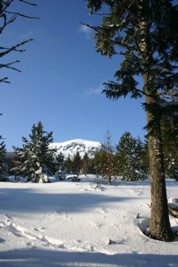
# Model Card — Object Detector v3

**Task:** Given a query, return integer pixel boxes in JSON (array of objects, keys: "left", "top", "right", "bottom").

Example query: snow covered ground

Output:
[{"left": 0, "top": 176, "right": 178, "bottom": 267}]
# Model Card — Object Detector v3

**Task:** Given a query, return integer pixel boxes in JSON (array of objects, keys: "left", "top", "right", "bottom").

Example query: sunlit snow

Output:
[{"left": 0, "top": 176, "right": 177, "bottom": 267}]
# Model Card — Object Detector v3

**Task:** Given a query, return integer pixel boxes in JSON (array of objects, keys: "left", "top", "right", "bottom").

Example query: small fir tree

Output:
[
  {"left": 116, "top": 132, "right": 147, "bottom": 181},
  {"left": 72, "top": 152, "right": 82, "bottom": 176},
  {"left": 0, "top": 136, "right": 8, "bottom": 181},
  {"left": 82, "top": 152, "right": 90, "bottom": 175},
  {"left": 102, "top": 130, "right": 117, "bottom": 184},
  {"left": 12, "top": 122, "right": 56, "bottom": 182},
  {"left": 65, "top": 156, "right": 73, "bottom": 174},
  {"left": 92, "top": 150, "right": 117, "bottom": 183},
  {"left": 55, "top": 152, "right": 65, "bottom": 173}
]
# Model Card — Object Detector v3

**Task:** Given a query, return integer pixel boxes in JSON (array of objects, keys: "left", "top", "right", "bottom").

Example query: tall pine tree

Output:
[{"left": 85, "top": 0, "right": 178, "bottom": 241}]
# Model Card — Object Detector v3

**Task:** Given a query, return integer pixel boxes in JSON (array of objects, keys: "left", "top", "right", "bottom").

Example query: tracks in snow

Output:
[
  {"left": 0, "top": 214, "right": 69, "bottom": 250},
  {"left": 0, "top": 214, "right": 113, "bottom": 253}
]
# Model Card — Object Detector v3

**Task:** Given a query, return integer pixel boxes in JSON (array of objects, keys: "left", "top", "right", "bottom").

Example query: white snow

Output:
[{"left": 0, "top": 176, "right": 178, "bottom": 267}]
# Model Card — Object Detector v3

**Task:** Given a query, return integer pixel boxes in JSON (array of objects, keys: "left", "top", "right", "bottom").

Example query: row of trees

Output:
[
  {"left": 65, "top": 129, "right": 178, "bottom": 182},
  {"left": 0, "top": 122, "right": 177, "bottom": 183},
  {"left": 63, "top": 131, "right": 147, "bottom": 183}
]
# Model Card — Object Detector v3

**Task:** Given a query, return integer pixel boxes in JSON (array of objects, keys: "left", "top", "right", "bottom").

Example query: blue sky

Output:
[{"left": 1, "top": 0, "right": 147, "bottom": 151}]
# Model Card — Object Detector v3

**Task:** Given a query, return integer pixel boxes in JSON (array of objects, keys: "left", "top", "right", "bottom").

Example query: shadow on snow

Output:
[
  {"left": 0, "top": 187, "right": 136, "bottom": 214},
  {"left": 0, "top": 248, "right": 178, "bottom": 267}
]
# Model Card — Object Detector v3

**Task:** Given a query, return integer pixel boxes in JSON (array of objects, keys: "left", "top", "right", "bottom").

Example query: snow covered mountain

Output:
[{"left": 49, "top": 139, "right": 102, "bottom": 159}]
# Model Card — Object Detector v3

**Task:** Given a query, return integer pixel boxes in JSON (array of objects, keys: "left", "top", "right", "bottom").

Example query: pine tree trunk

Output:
[
  {"left": 139, "top": 1, "right": 174, "bottom": 240},
  {"left": 145, "top": 80, "right": 174, "bottom": 241},
  {"left": 148, "top": 130, "right": 173, "bottom": 241}
]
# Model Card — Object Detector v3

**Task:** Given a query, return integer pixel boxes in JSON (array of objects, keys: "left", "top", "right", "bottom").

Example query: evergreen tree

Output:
[
  {"left": 86, "top": 155, "right": 97, "bottom": 175},
  {"left": 85, "top": 0, "right": 177, "bottom": 241},
  {"left": 92, "top": 150, "right": 117, "bottom": 182},
  {"left": 65, "top": 156, "right": 73, "bottom": 174},
  {"left": 55, "top": 152, "right": 65, "bottom": 173},
  {"left": 160, "top": 76, "right": 178, "bottom": 180},
  {"left": 116, "top": 132, "right": 147, "bottom": 181},
  {"left": 12, "top": 122, "right": 56, "bottom": 182},
  {"left": 10, "top": 147, "right": 24, "bottom": 180},
  {"left": 101, "top": 130, "right": 117, "bottom": 184},
  {"left": 0, "top": 136, "right": 8, "bottom": 181},
  {"left": 92, "top": 151, "right": 106, "bottom": 177},
  {"left": 82, "top": 152, "right": 90, "bottom": 175},
  {"left": 162, "top": 123, "right": 178, "bottom": 180},
  {"left": 140, "top": 140, "right": 150, "bottom": 176},
  {"left": 72, "top": 152, "right": 82, "bottom": 176}
]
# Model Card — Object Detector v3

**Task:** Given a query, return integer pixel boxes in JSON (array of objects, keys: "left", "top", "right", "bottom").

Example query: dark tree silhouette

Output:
[{"left": 84, "top": 0, "right": 178, "bottom": 241}]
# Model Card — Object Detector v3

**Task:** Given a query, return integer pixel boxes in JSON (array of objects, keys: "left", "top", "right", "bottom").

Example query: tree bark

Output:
[
  {"left": 148, "top": 131, "right": 173, "bottom": 241},
  {"left": 145, "top": 76, "right": 174, "bottom": 241}
]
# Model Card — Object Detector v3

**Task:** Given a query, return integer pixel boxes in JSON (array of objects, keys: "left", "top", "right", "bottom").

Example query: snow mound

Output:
[{"left": 168, "top": 198, "right": 178, "bottom": 205}]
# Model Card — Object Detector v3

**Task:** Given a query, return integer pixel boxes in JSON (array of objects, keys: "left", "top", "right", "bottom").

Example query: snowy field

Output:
[{"left": 0, "top": 176, "right": 178, "bottom": 267}]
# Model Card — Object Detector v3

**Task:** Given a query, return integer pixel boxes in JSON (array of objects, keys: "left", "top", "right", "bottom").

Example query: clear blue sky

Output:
[{"left": 1, "top": 0, "right": 147, "bottom": 151}]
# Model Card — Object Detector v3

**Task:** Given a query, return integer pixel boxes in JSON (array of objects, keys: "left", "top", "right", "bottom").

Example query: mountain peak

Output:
[{"left": 49, "top": 139, "right": 102, "bottom": 159}]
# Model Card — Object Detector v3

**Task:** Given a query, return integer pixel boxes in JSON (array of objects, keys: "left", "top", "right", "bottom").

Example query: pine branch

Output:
[
  {"left": 103, "top": 80, "right": 144, "bottom": 100},
  {"left": 92, "top": 12, "right": 111, "bottom": 16},
  {"left": 120, "top": 0, "right": 140, "bottom": 23},
  {"left": 157, "top": 90, "right": 178, "bottom": 98},
  {"left": 81, "top": 23, "right": 138, "bottom": 52}
]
